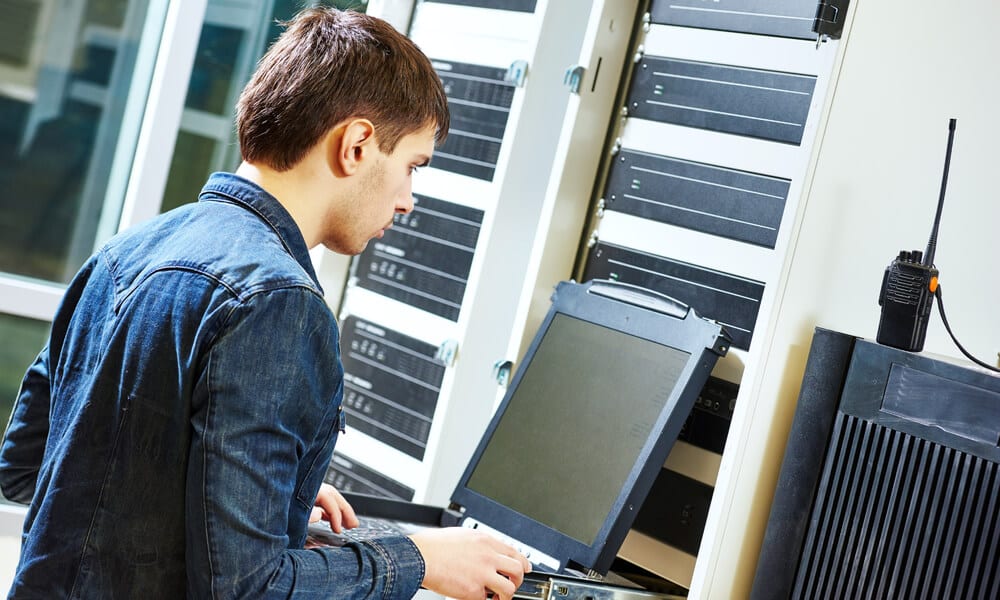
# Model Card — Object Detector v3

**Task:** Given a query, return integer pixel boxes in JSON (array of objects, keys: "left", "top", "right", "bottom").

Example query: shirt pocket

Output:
[{"left": 293, "top": 406, "right": 345, "bottom": 509}]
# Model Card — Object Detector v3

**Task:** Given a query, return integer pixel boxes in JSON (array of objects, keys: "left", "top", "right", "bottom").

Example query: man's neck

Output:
[{"left": 235, "top": 161, "right": 330, "bottom": 249}]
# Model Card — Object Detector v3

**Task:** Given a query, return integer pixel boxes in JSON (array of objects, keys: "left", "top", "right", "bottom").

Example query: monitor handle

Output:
[{"left": 585, "top": 279, "right": 688, "bottom": 319}]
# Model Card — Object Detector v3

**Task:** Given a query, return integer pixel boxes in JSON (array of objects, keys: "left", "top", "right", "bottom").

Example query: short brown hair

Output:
[{"left": 236, "top": 8, "right": 449, "bottom": 171}]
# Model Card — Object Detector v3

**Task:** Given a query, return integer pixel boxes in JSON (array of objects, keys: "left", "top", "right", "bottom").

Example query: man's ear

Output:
[{"left": 329, "top": 118, "right": 376, "bottom": 177}]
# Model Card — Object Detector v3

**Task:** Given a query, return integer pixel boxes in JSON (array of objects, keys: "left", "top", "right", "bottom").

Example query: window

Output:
[
  {"left": 0, "top": 0, "right": 369, "bottom": 429},
  {"left": 161, "top": 0, "right": 367, "bottom": 212},
  {"left": 0, "top": 0, "right": 166, "bottom": 284},
  {"left": 0, "top": 314, "right": 48, "bottom": 424},
  {"left": 0, "top": 0, "right": 172, "bottom": 433}
]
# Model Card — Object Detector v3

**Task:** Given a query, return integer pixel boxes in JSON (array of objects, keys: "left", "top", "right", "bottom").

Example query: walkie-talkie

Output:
[{"left": 876, "top": 118, "right": 957, "bottom": 352}]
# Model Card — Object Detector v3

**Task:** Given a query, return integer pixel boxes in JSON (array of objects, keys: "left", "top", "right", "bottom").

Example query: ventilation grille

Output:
[{"left": 793, "top": 413, "right": 1000, "bottom": 599}]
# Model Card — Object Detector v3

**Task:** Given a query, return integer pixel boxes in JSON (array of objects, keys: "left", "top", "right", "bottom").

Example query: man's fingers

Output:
[
  {"left": 495, "top": 554, "right": 527, "bottom": 588},
  {"left": 485, "top": 571, "right": 517, "bottom": 600},
  {"left": 409, "top": 527, "right": 533, "bottom": 600},
  {"left": 328, "top": 509, "right": 343, "bottom": 533},
  {"left": 488, "top": 538, "right": 531, "bottom": 576},
  {"left": 313, "top": 484, "right": 359, "bottom": 532},
  {"left": 338, "top": 494, "right": 359, "bottom": 529}
]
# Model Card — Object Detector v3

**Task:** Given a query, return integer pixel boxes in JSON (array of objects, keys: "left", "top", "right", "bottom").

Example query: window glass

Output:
[
  {"left": 185, "top": 24, "right": 244, "bottom": 115},
  {"left": 0, "top": 0, "right": 371, "bottom": 429},
  {"left": 0, "top": 314, "right": 49, "bottom": 426},
  {"left": 160, "top": 0, "right": 368, "bottom": 212},
  {"left": 0, "top": 0, "right": 158, "bottom": 284}
]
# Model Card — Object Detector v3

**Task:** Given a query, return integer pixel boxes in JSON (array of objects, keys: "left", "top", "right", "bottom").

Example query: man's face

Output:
[{"left": 326, "top": 124, "right": 436, "bottom": 255}]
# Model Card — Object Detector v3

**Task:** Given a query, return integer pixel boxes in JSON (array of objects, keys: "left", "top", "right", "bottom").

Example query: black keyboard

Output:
[{"left": 307, "top": 516, "right": 409, "bottom": 547}]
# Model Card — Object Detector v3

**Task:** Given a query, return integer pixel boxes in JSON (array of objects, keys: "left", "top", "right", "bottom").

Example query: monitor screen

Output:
[{"left": 464, "top": 312, "right": 690, "bottom": 544}]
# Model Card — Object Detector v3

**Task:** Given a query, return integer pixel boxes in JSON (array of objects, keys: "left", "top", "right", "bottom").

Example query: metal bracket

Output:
[
  {"left": 632, "top": 43, "right": 645, "bottom": 64},
  {"left": 435, "top": 339, "right": 459, "bottom": 367},
  {"left": 492, "top": 359, "right": 513, "bottom": 387},
  {"left": 505, "top": 59, "right": 529, "bottom": 87},
  {"left": 813, "top": 0, "right": 849, "bottom": 42},
  {"left": 563, "top": 64, "right": 585, "bottom": 94}
]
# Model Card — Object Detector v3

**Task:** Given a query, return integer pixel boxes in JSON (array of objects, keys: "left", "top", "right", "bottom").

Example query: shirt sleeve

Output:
[
  {"left": 185, "top": 287, "right": 424, "bottom": 599},
  {"left": 1, "top": 255, "right": 97, "bottom": 505},
  {"left": 0, "top": 346, "right": 52, "bottom": 504}
]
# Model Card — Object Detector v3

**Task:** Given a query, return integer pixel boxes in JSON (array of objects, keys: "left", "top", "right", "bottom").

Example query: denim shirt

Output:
[{"left": 0, "top": 173, "right": 425, "bottom": 599}]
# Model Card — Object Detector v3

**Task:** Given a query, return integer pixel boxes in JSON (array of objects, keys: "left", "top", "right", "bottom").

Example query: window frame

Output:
[{"left": 0, "top": 0, "right": 206, "bottom": 322}]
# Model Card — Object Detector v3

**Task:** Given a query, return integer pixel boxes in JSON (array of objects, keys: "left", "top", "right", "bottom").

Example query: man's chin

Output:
[{"left": 322, "top": 239, "right": 370, "bottom": 256}]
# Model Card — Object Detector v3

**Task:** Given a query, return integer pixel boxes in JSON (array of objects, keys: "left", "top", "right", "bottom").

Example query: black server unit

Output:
[{"left": 752, "top": 328, "right": 1000, "bottom": 600}]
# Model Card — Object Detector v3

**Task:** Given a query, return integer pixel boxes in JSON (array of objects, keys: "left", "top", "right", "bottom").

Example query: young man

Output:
[{"left": 0, "top": 8, "right": 529, "bottom": 599}]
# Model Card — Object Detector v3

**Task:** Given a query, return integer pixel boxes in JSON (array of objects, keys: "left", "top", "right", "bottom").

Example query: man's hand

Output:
[
  {"left": 310, "top": 483, "right": 359, "bottom": 533},
  {"left": 408, "top": 527, "right": 532, "bottom": 600}
]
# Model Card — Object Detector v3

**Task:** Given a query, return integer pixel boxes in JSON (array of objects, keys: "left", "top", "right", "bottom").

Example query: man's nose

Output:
[{"left": 396, "top": 192, "right": 414, "bottom": 214}]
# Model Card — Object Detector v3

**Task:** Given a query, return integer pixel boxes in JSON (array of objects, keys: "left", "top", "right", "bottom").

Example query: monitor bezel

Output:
[{"left": 449, "top": 279, "right": 728, "bottom": 574}]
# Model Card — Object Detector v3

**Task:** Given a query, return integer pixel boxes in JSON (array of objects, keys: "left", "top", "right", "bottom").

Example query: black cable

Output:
[{"left": 934, "top": 284, "right": 1000, "bottom": 373}]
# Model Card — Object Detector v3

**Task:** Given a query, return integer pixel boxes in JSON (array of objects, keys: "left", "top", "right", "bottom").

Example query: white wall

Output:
[{"left": 700, "top": 1, "right": 1000, "bottom": 597}]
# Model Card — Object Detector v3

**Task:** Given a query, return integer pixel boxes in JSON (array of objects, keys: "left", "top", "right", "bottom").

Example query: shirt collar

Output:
[{"left": 197, "top": 172, "right": 323, "bottom": 293}]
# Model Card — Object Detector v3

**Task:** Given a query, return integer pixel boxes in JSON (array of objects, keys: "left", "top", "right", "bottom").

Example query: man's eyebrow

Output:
[{"left": 415, "top": 155, "right": 431, "bottom": 167}]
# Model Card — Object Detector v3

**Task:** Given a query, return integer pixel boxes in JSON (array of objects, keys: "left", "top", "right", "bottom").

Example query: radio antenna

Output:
[{"left": 924, "top": 118, "right": 957, "bottom": 267}]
